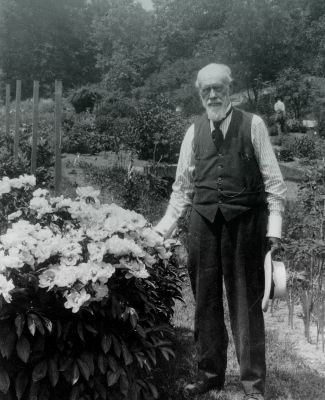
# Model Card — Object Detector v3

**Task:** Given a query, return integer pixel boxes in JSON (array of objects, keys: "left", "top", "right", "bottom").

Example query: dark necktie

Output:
[{"left": 211, "top": 107, "right": 233, "bottom": 150}]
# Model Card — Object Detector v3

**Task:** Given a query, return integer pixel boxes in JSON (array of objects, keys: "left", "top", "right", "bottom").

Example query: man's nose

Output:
[{"left": 209, "top": 88, "right": 218, "bottom": 97}]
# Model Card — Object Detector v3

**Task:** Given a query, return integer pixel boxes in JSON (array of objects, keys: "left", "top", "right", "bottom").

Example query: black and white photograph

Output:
[{"left": 0, "top": 1, "right": 325, "bottom": 399}]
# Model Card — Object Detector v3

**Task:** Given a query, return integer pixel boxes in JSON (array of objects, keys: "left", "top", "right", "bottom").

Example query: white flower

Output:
[
  {"left": 143, "top": 253, "right": 156, "bottom": 267},
  {"left": 120, "top": 258, "right": 149, "bottom": 279},
  {"left": 64, "top": 288, "right": 91, "bottom": 313},
  {"left": 0, "top": 177, "right": 11, "bottom": 196},
  {"left": 18, "top": 174, "right": 36, "bottom": 187},
  {"left": 105, "top": 235, "right": 144, "bottom": 258},
  {"left": 0, "top": 274, "right": 15, "bottom": 302},
  {"left": 87, "top": 242, "right": 106, "bottom": 262},
  {"left": 52, "top": 265, "right": 80, "bottom": 287},
  {"left": 29, "top": 197, "right": 52, "bottom": 217},
  {"left": 8, "top": 210, "right": 22, "bottom": 221},
  {"left": 76, "top": 186, "right": 100, "bottom": 200},
  {"left": 9, "top": 178, "right": 23, "bottom": 189},
  {"left": 1, "top": 254, "right": 24, "bottom": 270},
  {"left": 60, "top": 242, "right": 82, "bottom": 266},
  {"left": 140, "top": 228, "right": 164, "bottom": 247},
  {"left": 77, "top": 262, "right": 115, "bottom": 284},
  {"left": 92, "top": 282, "right": 109, "bottom": 301},
  {"left": 38, "top": 268, "right": 57, "bottom": 290},
  {"left": 156, "top": 246, "right": 172, "bottom": 260},
  {"left": 33, "top": 188, "right": 49, "bottom": 197}
]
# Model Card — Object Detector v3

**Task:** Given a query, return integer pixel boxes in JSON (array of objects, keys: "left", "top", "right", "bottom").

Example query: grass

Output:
[
  {"left": 154, "top": 276, "right": 325, "bottom": 400},
  {"left": 60, "top": 159, "right": 325, "bottom": 400}
]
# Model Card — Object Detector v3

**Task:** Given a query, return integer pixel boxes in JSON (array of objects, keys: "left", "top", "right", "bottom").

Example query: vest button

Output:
[
  {"left": 218, "top": 165, "right": 223, "bottom": 169},
  {"left": 218, "top": 200, "right": 222, "bottom": 204}
]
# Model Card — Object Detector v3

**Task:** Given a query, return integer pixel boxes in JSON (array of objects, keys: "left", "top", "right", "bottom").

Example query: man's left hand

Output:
[{"left": 267, "top": 236, "right": 283, "bottom": 259}]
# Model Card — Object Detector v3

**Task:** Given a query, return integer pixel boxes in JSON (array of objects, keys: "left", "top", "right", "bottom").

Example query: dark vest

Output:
[{"left": 192, "top": 107, "right": 266, "bottom": 222}]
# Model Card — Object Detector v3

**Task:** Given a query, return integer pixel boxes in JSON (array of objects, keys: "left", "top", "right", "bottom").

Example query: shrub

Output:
[
  {"left": 62, "top": 112, "right": 103, "bottom": 154},
  {"left": 127, "top": 98, "right": 185, "bottom": 163},
  {"left": 276, "top": 148, "right": 294, "bottom": 162},
  {"left": 286, "top": 118, "right": 307, "bottom": 133},
  {"left": 281, "top": 134, "right": 318, "bottom": 160},
  {"left": 69, "top": 86, "right": 102, "bottom": 114},
  {"left": 0, "top": 176, "right": 182, "bottom": 400}
]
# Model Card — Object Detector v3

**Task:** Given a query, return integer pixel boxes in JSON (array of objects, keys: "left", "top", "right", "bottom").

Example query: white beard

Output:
[{"left": 206, "top": 106, "right": 227, "bottom": 122}]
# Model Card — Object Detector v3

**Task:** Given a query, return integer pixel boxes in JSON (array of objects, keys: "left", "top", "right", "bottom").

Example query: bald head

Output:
[{"left": 195, "top": 63, "right": 232, "bottom": 89}]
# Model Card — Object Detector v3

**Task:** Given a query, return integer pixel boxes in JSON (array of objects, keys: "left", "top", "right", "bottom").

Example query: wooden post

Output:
[
  {"left": 5, "top": 84, "right": 10, "bottom": 137},
  {"left": 31, "top": 81, "right": 39, "bottom": 175},
  {"left": 14, "top": 80, "right": 21, "bottom": 161},
  {"left": 54, "top": 80, "right": 62, "bottom": 195}
]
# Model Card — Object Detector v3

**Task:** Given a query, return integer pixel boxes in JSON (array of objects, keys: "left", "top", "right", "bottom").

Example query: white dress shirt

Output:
[{"left": 155, "top": 108, "right": 287, "bottom": 238}]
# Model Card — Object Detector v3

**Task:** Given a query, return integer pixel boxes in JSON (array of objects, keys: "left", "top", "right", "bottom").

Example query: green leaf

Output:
[
  {"left": 121, "top": 344, "right": 133, "bottom": 366},
  {"left": 97, "top": 353, "right": 107, "bottom": 375},
  {"left": 101, "top": 335, "right": 111, "bottom": 354},
  {"left": 119, "top": 371, "right": 129, "bottom": 397},
  {"left": 107, "top": 356, "right": 118, "bottom": 372},
  {"left": 77, "top": 359, "right": 90, "bottom": 381},
  {"left": 29, "top": 382, "right": 39, "bottom": 400},
  {"left": 84, "top": 324, "right": 97, "bottom": 335},
  {"left": 147, "top": 382, "right": 158, "bottom": 399},
  {"left": 2, "top": 331, "right": 16, "bottom": 359},
  {"left": 27, "top": 315, "right": 36, "bottom": 336},
  {"left": 106, "top": 370, "right": 120, "bottom": 387},
  {"left": 112, "top": 336, "right": 121, "bottom": 358},
  {"left": 32, "top": 360, "right": 47, "bottom": 382},
  {"left": 15, "top": 315, "right": 25, "bottom": 338},
  {"left": 48, "top": 359, "right": 59, "bottom": 387},
  {"left": 0, "top": 366, "right": 10, "bottom": 394},
  {"left": 16, "top": 336, "right": 30, "bottom": 363},
  {"left": 71, "top": 363, "right": 79, "bottom": 385},
  {"left": 15, "top": 371, "right": 29, "bottom": 400},
  {"left": 69, "top": 385, "right": 79, "bottom": 400},
  {"left": 41, "top": 317, "right": 52, "bottom": 333},
  {"left": 77, "top": 323, "right": 84, "bottom": 342},
  {"left": 31, "top": 314, "right": 45, "bottom": 335},
  {"left": 160, "top": 347, "right": 175, "bottom": 361}
]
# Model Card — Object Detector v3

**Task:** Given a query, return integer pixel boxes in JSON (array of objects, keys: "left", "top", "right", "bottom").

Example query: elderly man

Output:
[{"left": 155, "top": 64, "right": 286, "bottom": 400}]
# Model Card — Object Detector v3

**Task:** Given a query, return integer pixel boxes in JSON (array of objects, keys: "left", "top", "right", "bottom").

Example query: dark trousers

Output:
[{"left": 187, "top": 206, "right": 267, "bottom": 395}]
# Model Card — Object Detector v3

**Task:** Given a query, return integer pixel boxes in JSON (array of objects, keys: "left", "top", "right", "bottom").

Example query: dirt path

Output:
[{"left": 264, "top": 301, "right": 325, "bottom": 376}]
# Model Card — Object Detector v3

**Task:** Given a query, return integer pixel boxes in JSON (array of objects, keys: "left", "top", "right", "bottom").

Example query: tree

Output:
[
  {"left": 275, "top": 67, "right": 313, "bottom": 119},
  {"left": 92, "top": 0, "right": 159, "bottom": 94},
  {"left": 0, "top": 0, "right": 99, "bottom": 97},
  {"left": 210, "top": 0, "right": 308, "bottom": 108}
]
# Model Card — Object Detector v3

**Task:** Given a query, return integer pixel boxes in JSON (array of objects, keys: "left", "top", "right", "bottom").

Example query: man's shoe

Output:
[{"left": 183, "top": 375, "right": 224, "bottom": 397}]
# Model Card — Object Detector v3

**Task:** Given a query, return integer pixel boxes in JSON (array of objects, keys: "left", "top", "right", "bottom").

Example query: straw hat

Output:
[{"left": 262, "top": 250, "right": 287, "bottom": 312}]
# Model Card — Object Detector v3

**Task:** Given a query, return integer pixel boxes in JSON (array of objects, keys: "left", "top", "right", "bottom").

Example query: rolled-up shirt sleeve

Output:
[
  {"left": 251, "top": 115, "right": 287, "bottom": 238},
  {"left": 154, "top": 124, "right": 195, "bottom": 237}
]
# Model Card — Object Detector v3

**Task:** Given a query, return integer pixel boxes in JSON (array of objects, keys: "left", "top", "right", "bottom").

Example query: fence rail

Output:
[{"left": 2, "top": 79, "right": 63, "bottom": 194}]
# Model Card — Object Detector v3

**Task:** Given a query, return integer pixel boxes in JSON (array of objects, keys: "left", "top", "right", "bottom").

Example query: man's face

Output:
[{"left": 199, "top": 75, "right": 230, "bottom": 121}]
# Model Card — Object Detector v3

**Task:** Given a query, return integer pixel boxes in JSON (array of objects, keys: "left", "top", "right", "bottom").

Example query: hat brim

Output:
[{"left": 262, "top": 251, "right": 286, "bottom": 312}]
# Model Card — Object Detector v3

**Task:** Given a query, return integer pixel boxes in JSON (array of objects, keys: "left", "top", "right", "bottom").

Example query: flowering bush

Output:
[{"left": 0, "top": 176, "right": 182, "bottom": 400}]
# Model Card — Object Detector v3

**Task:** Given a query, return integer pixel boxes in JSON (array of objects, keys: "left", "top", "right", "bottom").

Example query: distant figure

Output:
[{"left": 274, "top": 97, "right": 286, "bottom": 135}]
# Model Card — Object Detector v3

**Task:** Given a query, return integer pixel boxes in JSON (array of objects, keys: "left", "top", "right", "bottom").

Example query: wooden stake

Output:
[
  {"left": 14, "top": 80, "right": 21, "bottom": 161},
  {"left": 5, "top": 84, "right": 10, "bottom": 137},
  {"left": 54, "top": 80, "right": 62, "bottom": 195},
  {"left": 31, "top": 81, "right": 39, "bottom": 175}
]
